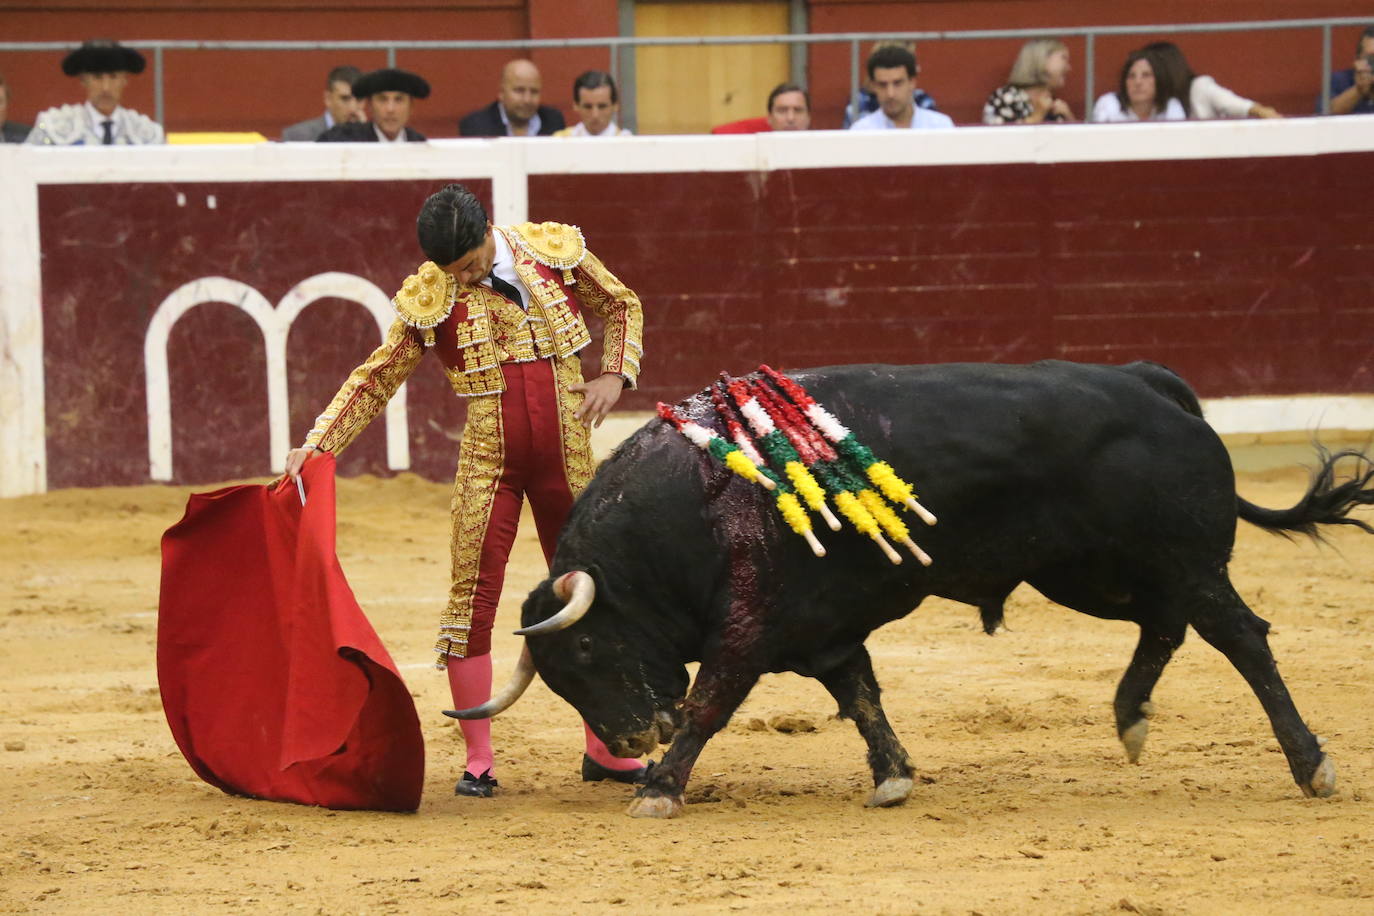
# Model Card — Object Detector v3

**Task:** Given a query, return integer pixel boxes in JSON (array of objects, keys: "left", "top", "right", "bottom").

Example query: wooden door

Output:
[{"left": 634, "top": 2, "right": 790, "bottom": 134}]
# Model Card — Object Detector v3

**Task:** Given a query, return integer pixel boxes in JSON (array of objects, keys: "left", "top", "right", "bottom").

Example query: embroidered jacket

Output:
[
  {"left": 25, "top": 103, "right": 164, "bottom": 145},
  {"left": 305, "top": 222, "right": 643, "bottom": 455}
]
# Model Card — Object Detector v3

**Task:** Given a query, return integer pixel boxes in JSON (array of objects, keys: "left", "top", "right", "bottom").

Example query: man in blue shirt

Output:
[
  {"left": 849, "top": 45, "right": 954, "bottom": 130},
  {"left": 1322, "top": 26, "right": 1374, "bottom": 115}
]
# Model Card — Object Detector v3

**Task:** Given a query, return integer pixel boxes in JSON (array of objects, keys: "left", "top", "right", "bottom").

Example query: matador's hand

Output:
[
  {"left": 569, "top": 373, "right": 625, "bottom": 428},
  {"left": 277, "top": 445, "right": 322, "bottom": 488}
]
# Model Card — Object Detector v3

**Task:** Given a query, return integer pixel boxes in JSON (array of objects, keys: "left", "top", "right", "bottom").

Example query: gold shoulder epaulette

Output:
[
  {"left": 511, "top": 221, "right": 587, "bottom": 283},
  {"left": 393, "top": 261, "right": 456, "bottom": 347}
]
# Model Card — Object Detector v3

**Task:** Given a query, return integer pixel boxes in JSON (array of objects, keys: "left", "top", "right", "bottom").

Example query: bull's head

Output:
[{"left": 444, "top": 570, "right": 688, "bottom": 756}]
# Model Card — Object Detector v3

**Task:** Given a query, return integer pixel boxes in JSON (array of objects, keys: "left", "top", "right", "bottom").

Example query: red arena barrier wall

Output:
[
  {"left": 530, "top": 153, "right": 1374, "bottom": 409},
  {"left": 3, "top": 124, "right": 1372, "bottom": 495}
]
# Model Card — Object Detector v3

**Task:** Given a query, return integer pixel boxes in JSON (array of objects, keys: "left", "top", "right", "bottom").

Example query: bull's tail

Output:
[{"left": 1239, "top": 447, "right": 1374, "bottom": 541}]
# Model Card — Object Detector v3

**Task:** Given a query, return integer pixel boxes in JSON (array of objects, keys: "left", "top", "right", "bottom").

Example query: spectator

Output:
[
  {"left": 1322, "top": 26, "right": 1374, "bottom": 115},
  {"left": 553, "top": 70, "right": 631, "bottom": 137},
  {"left": 459, "top": 59, "right": 566, "bottom": 137},
  {"left": 1090, "top": 48, "right": 1185, "bottom": 122},
  {"left": 282, "top": 65, "right": 364, "bottom": 141},
  {"left": 1, "top": 73, "right": 32, "bottom": 143},
  {"left": 849, "top": 44, "right": 954, "bottom": 131},
  {"left": 1145, "top": 42, "right": 1280, "bottom": 119},
  {"left": 25, "top": 39, "right": 163, "bottom": 145},
  {"left": 844, "top": 40, "right": 940, "bottom": 127},
  {"left": 983, "top": 39, "right": 1075, "bottom": 125},
  {"left": 766, "top": 82, "right": 811, "bottom": 131},
  {"left": 317, "top": 69, "right": 430, "bottom": 142}
]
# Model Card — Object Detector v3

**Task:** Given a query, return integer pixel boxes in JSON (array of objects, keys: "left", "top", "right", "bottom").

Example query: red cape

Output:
[{"left": 157, "top": 456, "right": 425, "bottom": 811}]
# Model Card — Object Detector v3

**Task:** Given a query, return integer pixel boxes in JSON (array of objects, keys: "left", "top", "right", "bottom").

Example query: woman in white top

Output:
[
  {"left": 1144, "top": 41, "right": 1281, "bottom": 120},
  {"left": 1091, "top": 49, "right": 1185, "bottom": 122}
]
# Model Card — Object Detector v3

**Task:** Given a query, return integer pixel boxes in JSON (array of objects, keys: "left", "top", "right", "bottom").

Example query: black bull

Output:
[{"left": 451, "top": 361, "right": 1374, "bottom": 818}]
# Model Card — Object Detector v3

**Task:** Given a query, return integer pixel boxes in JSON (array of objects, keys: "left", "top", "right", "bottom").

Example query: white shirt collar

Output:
[
  {"left": 373, "top": 123, "right": 407, "bottom": 143},
  {"left": 84, "top": 101, "right": 124, "bottom": 137},
  {"left": 498, "top": 102, "right": 541, "bottom": 137},
  {"left": 485, "top": 228, "right": 528, "bottom": 306}
]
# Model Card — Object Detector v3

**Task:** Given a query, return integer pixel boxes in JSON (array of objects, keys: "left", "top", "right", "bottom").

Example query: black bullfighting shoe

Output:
[
  {"left": 454, "top": 769, "right": 498, "bottom": 797},
  {"left": 581, "top": 754, "right": 652, "bottom": 785}
]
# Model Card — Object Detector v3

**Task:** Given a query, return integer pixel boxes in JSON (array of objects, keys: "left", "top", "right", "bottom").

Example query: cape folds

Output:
[{"left": 157, "top": 455, "right": 424, "bottom": 811}]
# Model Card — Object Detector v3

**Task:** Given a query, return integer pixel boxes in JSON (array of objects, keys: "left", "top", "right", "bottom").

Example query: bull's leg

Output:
[
  {"left": 817, "top": 647, "right": 915, "bottom": 808},
  {"left": 1114, "top": 617, "right": 1186, "bottom": 763},
  {"left": 626, "top": 660, "right": 761, "bottom": 819},
  {"left": 1188, "top": 588, "right": 1335, "bottom": 798}
]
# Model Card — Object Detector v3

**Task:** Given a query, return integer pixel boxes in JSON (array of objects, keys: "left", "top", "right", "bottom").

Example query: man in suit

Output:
[
  {"left": 281, "top": 65, "right": 362, "bottom": 141},
  {"left": 1, "top": 74, "right": 32, "bottom": 143},
  {"left": 317, "top": 68, "right": 429, "bottom": 142},
  {"left": 25, "top": 39, "right": 163, "bottom": 145},
  {"left": 458, "top": 59, "right": 565, "bottom": 137}
]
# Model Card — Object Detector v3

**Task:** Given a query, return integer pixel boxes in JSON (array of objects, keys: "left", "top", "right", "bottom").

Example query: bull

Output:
[{"left": 449, "top": 361, "right": 1374, "bottom": 818}]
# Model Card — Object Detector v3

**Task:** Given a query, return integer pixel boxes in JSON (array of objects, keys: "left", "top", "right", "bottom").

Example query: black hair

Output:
[
  {"left": 416, "top": 184, "right": 488, "bottom": 266},
  {"left": 1115, "top": 48, "right": 1168, "bottom": 116},
  {"left": 866, "top": 45, "right": 917, "bottom": 80},
  {"left": 1141, "top": 41, "right": 1195, "bottom": 116},
  {"left": 767, "top": 81, "right": 810, "bottom": 112},
  {"left": 1358, "top": 25, "right": 1374, "bottom": 57},
  {"left": 572, "top": 69, "right": 618, "bottom": 105},
  {"left": 327, "top": 65, "right": 363, "bottom": 89}
]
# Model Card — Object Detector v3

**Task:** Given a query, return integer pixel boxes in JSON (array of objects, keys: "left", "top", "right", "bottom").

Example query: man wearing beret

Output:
[
  {"left": 283, "top": 184, "right": 648, "bottom": 797},
  {"left": 317, "top": 68, "right": 429, "bottom": 142},
  {"left": 26, "top": 39, "right": 163, "bottom": 146}
]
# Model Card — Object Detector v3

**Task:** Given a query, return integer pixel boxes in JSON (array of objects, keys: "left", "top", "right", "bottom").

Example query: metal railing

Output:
[{"left": 3, "top": 16, "right": 1368, "bottom": 130}]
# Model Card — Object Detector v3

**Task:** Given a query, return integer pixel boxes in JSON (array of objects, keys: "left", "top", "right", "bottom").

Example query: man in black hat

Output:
[
  {"left": 317, "top": 68, "right": 430, "bottom": 142},
  {"left": 26, "top": 39, "right": 163, "bottom": 146}
]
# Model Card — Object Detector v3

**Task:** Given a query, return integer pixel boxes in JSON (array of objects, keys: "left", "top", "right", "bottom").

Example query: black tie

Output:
[
  {"left": 488, "top": 273, "right": 524, "bottom": 309},
  {"left": 101, "top": 119, "right": 114, "bottom": 145}
]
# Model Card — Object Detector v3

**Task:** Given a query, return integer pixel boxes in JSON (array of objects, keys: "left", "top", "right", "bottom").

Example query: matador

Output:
[{"left": 284, "top": 184, "right": 646, "bottom": 797}]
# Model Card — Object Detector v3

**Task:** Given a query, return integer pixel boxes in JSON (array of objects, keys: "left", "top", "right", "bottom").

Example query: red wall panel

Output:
[
  {"left": 531, "top": 150, "right": 1373, "bottom": 413},
  {"left": 37, "top": 178, "right": 493, "bottom": 488}
]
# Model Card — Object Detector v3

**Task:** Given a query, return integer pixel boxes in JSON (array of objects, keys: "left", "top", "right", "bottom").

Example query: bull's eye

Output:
[{"left": 577, "top": 634, "right": 593, "bottom": 663}]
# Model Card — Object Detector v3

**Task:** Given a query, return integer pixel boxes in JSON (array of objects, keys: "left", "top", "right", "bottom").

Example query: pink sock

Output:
[
  {"left": 447, "top": 654, "right": 495, "bottom": 776},
  {"left": 583, "top": 721, "right": 644, "bottom": 771}
]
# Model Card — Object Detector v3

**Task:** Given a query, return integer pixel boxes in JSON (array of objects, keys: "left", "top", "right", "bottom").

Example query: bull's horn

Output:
[
  {"left": 443, "top": 645, "right": 535, "bottom": 720},
  {"left": 514, "top": 570, "right": 594, "bottom": 637}
]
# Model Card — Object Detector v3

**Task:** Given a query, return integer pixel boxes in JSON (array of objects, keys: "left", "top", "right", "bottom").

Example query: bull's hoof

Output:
[
  {"left": 1301, "top": 754, "right": 1336, "bottom": 798},
  {"left": 626, "top": 793, "right": 683, "bottom": 818},
  {"left": 865, "top": 777, "right": 913, "bottom": 808},
  {"left": 1121, "top": 719, "right": 1149, "bottom": 764},
  {"left": 1120, "top": 701, "right": 1154, "bottom": 764}
]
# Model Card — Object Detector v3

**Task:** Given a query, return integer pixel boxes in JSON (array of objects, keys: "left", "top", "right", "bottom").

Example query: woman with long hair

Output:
[
  {"left": 983, "top": 38, "right": 1076, "bottom": 125},
  {"left": 1091, "top": 48, "right": 1186, "bottom": 122},
  {"left": 1144, "top": 41, "right": 1281, "bottom": 119}
]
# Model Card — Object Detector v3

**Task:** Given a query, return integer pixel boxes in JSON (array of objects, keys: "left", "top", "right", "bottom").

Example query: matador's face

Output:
[{"left": 442, "top": 225, "right": 497, "bottom": 286}]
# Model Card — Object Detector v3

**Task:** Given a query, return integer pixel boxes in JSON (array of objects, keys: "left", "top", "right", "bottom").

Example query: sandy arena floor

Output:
[{"left": 2, "top": 459, "right": 1373, "bottom": 915}]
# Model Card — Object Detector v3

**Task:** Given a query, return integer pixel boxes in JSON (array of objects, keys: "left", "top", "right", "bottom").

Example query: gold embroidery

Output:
[
  {"left": 509, "top": 221, "right": 587, "bottom": 282},
  {"left": 306, "top": 317, "right": 424, "bottom": 454},
  {"left": 553, "top": 355, "right": 596, "bottom": 496},
  {"left": 434, "top": 394, "right": 504, "bottom": 665},
  {"left": 393, "top": 261, "right": 457, "bottom": 347},
  {"left": 573, "top": 249, "right": 645, "bottom": 388}
]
